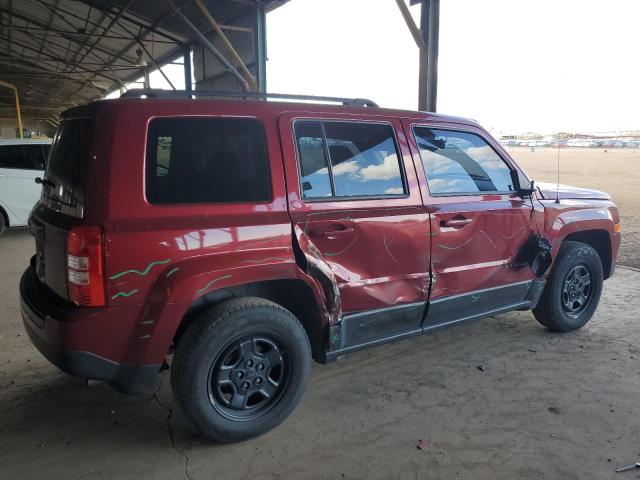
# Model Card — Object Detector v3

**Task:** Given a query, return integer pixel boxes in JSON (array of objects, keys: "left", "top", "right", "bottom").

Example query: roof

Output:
[
  {"left": 0, "top": 0, "right": 288, "bottom": 120},
  {"left": 64, "top": 94, "right": 478, "bottom": 127}
]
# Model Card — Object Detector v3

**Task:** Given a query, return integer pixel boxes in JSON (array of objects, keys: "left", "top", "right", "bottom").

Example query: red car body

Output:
[{"left": 21, "top": 97, "right": 621, "bottom": 395}]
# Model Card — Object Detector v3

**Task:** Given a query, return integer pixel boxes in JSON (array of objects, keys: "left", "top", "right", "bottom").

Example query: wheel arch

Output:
[
  {"left": 0, "top": 204, "right": 9, "bottom": 228},
  {"left": 562, "top": 229, "right": 612, "bottom": 279},
  {"left": 173, "top": 278, "right": 329, "bottom": 363}
]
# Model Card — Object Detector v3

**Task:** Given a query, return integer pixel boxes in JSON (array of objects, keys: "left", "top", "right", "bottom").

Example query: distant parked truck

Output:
[{"left": 0, "top": 138, "right": 51, "bottom": 236}]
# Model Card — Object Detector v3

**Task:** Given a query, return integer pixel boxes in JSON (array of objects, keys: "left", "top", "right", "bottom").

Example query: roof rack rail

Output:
[{"left": 120, "top": 89, "right": 379, "bottom": 107}]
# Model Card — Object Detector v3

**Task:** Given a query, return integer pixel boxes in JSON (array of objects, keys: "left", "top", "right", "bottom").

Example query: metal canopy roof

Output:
[{"left": 0, "top": 0, "right": 287, "bottom": 120}]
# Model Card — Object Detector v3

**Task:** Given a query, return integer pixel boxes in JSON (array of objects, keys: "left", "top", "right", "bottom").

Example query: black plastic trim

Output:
[
  {"left": 325, "top": 280, "right": 545, "bottom": 362},
  {"left": 20, "top": 267, "right": 160, "bottom": 396}
]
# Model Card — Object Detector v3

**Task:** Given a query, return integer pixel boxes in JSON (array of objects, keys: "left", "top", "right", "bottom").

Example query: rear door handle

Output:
[
  {"left": 440, "top": 218, "right": 471, "bottom": 228},
  {"left": 323, "top": 226, "right": 354, "bottom": 237}
]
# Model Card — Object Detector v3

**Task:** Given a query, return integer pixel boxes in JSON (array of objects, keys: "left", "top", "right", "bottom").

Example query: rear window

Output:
[
  {"left": 0, "top": 144, "right": 48, "bottom": 170},
  {"left": 145, "top": 117, "right": 271, "bottom": 204},
  {"left": 43, "top": 118, "right": 92, "bottom": 209}
]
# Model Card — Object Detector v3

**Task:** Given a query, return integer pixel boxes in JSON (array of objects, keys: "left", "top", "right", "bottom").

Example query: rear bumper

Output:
[{"left": 20, "top": 266, "right": 160, "bottom": 395}]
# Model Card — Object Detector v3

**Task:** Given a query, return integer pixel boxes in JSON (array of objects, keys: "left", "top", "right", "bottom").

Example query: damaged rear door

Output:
[
  {"left": 406, "top": 122, "right": 540, "bottom": 327},
  {"left": 279, "top": 112, "right": 431, "bottom": 346}
]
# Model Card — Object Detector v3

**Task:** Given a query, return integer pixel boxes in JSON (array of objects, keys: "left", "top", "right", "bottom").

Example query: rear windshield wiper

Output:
[{"left": 35, "top": 177, "right": 56, "bottom": 188}]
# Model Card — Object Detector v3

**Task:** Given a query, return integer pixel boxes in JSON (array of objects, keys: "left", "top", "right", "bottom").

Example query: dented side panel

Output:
[
  {"left": 279, "top": 112, "right": 431, "bottom": 319},
  {"left": 402, "top": 119, "right": 541, "bottom": 303}
]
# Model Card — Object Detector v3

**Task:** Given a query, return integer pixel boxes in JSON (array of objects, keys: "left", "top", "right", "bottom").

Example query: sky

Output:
[
  {"left": 266, "top": 0, "right": 640, "bottom": 135},
  {"left": 118, "top": 0, "right": 639, "bottom": 135}
]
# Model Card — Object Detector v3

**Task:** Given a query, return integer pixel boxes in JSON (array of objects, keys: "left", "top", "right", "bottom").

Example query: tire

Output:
[
  {"left": 171, "top": 297, "right": 312, "bottom": 443},
  {"left": 0, "top": 213, "right": 6, "bottom": 238},
  {"left": 533, "top": 241, "right": 603, "bottom": 332}
]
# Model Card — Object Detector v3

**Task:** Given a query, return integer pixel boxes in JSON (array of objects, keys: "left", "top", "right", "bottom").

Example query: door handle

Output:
[
  {"left": 440, "top": 218, "right": 471, "bottom": 228},
  {"left": 323, "top": 226, "right": 354, "bottom": 237}
]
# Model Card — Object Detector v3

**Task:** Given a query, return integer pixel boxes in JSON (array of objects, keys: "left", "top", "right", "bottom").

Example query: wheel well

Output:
[
  {"left": 0, "top": 205, "right": 8, "bottom": 228},
  {"left": 173, "top": 279, "right": 327, "bottom": 363},
  {"left": 563, "top": 230, "right": 612, "bottom": 279}
]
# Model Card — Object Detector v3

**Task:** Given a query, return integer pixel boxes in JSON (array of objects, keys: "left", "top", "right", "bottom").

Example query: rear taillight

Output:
[{"left": 66, "top": 225, "right": 106, "bottom": 307}]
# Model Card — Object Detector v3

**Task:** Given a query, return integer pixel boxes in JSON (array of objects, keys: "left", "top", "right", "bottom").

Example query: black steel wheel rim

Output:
[
  {"left": 561, "top": 263, "right": 593, "bottom": 317},
  {"left": 208, "top": 333, "right": 290, "bottom": 421}
]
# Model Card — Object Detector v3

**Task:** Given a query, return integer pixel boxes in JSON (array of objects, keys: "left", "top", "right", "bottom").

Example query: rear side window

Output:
[
  {"left": 146, "top": 117, "right": 271, "bottom": 204},
  {"left": 413, "top": 127, "right": 515, "bottom": 195},
  {"left": 0, "top": 144, "right": 47, "bottom": 170},
  {"left": 294, "top": 120, "right": 405, "bottom": 199},
  {"left": 44, "top": 118, "right": 92, "bottom": 209}
]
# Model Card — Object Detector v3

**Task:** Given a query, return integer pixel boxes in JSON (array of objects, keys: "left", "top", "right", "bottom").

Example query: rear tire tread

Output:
[{"left": 171, "top": 297, "right": 311, "bottom": 443}]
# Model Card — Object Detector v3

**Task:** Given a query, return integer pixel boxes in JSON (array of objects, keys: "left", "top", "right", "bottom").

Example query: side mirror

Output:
[
  {"left": 518, "top": 180, "right": 536, "bottom": 197},
  {"left": 35, "top": 177, "right": 43, "bottom": 184}
]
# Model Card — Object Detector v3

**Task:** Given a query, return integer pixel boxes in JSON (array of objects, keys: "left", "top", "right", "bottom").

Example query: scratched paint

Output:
[
  {"left": 383, "top": 234, "right": 399, "bottom": 263},
  {"left": 324, "top": 235, "right": 359, "bottom": 257},
  {"left": 166, "top": 267, "right": 179, "bottom": 278},
  {"left": 111, "top": 289, "right": 139, "bottom": 300},
  {"left": 110, "top": 259, "right": 171, "bottom": 280},
  {"left": 438, "top": 237, "right": 473, "bottom": 251},
  {"left": 197, "top": 274, "right": 232, "bottom": 295},
  {"left": 241, "top": 257, "right": 289, "bottom": 264}
]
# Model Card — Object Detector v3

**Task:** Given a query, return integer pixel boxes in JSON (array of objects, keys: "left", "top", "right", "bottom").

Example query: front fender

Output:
[{"left": 542, "top": 199, "right": 618, "bottom": 270}]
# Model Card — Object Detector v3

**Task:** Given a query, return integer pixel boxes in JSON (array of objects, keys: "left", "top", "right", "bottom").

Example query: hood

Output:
[{"left": 536, "top": 182, "right": 611, "bottom": 201}]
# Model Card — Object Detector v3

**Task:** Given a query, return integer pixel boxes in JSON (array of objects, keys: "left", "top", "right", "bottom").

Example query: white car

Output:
[{"left": 0, "top": 138, "right": 51, "bottom": 236}]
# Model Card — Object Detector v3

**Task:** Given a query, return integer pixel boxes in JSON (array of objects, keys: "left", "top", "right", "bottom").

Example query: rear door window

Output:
[
  {"left": 145, "top": 117, "right": 271, "bottom": 204},
  {"left": 44, "top": 118, "right": 92, "bottom": 209},
  {"left": 294, "top": 120, "right": 405, "bottom": 199},
  {"left": 413, "top": 127, "right": 515, "bottom": 195},
  {"left": 0, "top": 144, "right": 47, "bottom": 170}
]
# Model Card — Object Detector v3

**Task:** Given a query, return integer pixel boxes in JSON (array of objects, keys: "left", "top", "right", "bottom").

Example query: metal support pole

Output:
[
  {"left": 183, "top": 45, "right": 192, "bottom": 92},
  {"left": 255, "top": 0, "right": 267, "bottom": 93},
  {"left": 417, "top": 0, "right": 430, "bottom": 111},
  {"left": 426, "top": 0, "right": 440, "bottom": 112},
  {"left": 143, "top": 68, "right": 150, "bottom": 89},
  {"left": 164, "top": 0, "right": 249, "bottom": 90},
  {"left": 0, "top": 80, "right": 23, "bottom": 138},
  {"left": 417, "top": 0, "right": 439, "bottom": 111}
]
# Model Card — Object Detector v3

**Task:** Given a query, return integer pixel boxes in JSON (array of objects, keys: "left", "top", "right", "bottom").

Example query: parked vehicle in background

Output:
[
  {"left": 0, "top": 138, "right": 51, "bottom": 236},
  {"left": 20, "top": 91, "right": 621, "bottom": 443}
]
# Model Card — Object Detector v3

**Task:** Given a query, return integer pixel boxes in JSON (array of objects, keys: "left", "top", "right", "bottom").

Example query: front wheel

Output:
[
  {"left": 171, "top": 297, "right": 311, "bottom": 443},
  {"left": 533, "top": 241, "right": 604, "bottom": 332}
]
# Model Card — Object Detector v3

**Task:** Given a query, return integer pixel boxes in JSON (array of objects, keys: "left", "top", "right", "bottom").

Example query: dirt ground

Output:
[
  {"left": 509, "top": 147, "right": 640, "bottom": 269},
  {"left": 1, "top": 223, "right": 640, "bottom": 479}
]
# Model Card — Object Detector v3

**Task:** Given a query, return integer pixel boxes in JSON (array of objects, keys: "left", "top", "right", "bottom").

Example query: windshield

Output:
[{"left": 43, "top": 117, "right": 92, "bottom": 213}]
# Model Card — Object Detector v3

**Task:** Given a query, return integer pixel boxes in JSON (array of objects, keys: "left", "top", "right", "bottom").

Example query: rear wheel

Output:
[
  {"left": 533, "top": 241, "right": 603, "bottom": 332},
  {"left": 0, "top": 213, "right": 6, "bottom": 237},
  {"left": 171, "top": 297, "right": 311, "bottom": 443}
]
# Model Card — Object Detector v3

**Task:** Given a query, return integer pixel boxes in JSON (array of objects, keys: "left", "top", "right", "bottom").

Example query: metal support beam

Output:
[
  {"left": 164, "top": 0, "right": 249, "bottom": 90},
  {"left": 417, "top": 0, "right": 440, "bottom": 112},
  {"left": 194, "top": 0, "right": 257, "bottom": 90},
  {"left": 394, "top": 0, "right": 426, "bottom": 49},
  {"left": 184, "top": 45, "right": 193, "bottom": 92},
  {"left": 143, "top": 69, "right": 150, "bottom": 89},
  {"left": 426, "top": 0, "right": 440, "bottom": 112},
  {"left": 0, "top": 80, "right": 23, "bottom": 138},
  {"left": 255, "top": 0, "right": 267, "bottom": 93}
]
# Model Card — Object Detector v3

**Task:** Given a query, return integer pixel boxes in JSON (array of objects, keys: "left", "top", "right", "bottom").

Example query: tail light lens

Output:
[{"left": 66, "top": 225, "right": 105, "bottom": 306}]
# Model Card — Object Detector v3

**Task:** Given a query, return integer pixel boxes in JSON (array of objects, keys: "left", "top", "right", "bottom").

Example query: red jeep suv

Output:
[{"left": 21, "top": 90, "right": 621, "bottom": 442}]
